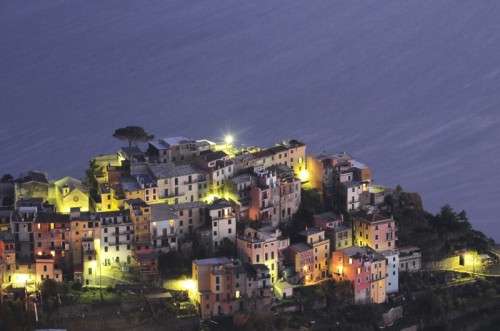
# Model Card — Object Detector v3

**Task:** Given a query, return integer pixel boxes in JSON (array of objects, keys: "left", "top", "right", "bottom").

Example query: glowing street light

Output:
[{"left": 225, "top": 134, "right": 234, "bottom": 145}]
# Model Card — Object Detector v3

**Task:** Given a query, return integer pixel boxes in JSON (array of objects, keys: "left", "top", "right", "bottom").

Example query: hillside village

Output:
[{"left": 0, "top": 133, "right": 497, "bottom": 329}]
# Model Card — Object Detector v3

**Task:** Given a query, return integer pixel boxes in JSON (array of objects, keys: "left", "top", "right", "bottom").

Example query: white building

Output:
[
  {"left": 150, "top": 203, "right": 179, "bottom": 253},
  {"left": 97, "top": 210, "right": 134, "bottom": 266},
  {"left": 149, "top": 163, "right": 208, "bottom": 204},
  {"left": 381, "top": 249, "right": 399, "bottom": 294},
  {"left": 205, "top": 199, "right": 236, "bottom": 254}
]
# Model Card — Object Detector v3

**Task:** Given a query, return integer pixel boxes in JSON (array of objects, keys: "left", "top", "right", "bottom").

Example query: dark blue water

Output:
[{"left": 1, "top": 1, "right": 499, "bottom": 241}]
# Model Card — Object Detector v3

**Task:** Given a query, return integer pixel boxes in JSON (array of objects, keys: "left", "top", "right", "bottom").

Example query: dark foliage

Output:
[{"left": 113, "top": 126, "right": 154, "bottom": 147}]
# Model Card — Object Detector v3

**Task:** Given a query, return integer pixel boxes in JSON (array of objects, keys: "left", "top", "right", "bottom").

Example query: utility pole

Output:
[{"left": 100, "top": 260, "right": 103, "bottom": 302}]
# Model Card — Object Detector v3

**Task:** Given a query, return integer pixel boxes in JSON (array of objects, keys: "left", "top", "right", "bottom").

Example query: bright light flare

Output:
[
  {"left": 225, "top": 135, "right": 234, "bottom": 145},
  {"left": 181, "top": 279, "right": 196, "bottom": 292},
  {"left": 299, "top": 169, "right": 309, "bottom": 182}
]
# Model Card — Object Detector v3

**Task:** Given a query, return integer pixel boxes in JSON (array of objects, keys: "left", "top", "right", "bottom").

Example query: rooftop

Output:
[
  {"left": 53, "top": 176, "right": 88, "bottom": 194},
  {"left": 193, "top": 256, "right": 231, "bottom": 266},
  {"left": 230, "top": 173, "right": 257, "bottom": 184},
  {"left": 297, "top": 227, "right": 323, "bottom": 237},
  {"left": 197, "top": 150, "right": 228, "bottom": 163},
  {"left": 340, "top": 245, "right": 385, "bottom": 261},
  {"left": 150, "top": 203, "right": 178, "bottom": 221},
  {"left": 289, "top": 242, "right": 312, "bottom": 253},
  {"left": 352, "top": 211, "right": 392, "bottom": 224},
  {"left": 149, "top": 163, "right": 204, "bottom": 179},
  {"left": 170, "top": 201, "right": 206, "bottom": 210},
  {"left": 206, "top": 199, "right": 232, "bottom": 211}
]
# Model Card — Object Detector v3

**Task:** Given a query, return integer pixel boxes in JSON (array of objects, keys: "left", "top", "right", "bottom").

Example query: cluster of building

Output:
[
  {"left": 0, "top": 136, "right": 422, "bottom": 317},
  {"left": 0, "top": 138, "right": 305, "bottom": 290}
]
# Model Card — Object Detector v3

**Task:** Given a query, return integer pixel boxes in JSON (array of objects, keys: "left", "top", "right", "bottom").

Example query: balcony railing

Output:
[
  {"left": 108, "top": 241, "right": 131, "bottom": 246},
  {"left": 111, "top": 230, "right": 134, "bottom": 236}
]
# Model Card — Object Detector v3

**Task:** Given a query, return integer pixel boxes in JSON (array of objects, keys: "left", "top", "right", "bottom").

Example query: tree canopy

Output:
[
  {"left": 0, "top": 173, "right": 13, "bottom": 183},
  {"left": 82, "top": 158, "right": 100, "bottom": 201},
  {"left": 112, "top": 126, "right": 154, "bottom": 147}
]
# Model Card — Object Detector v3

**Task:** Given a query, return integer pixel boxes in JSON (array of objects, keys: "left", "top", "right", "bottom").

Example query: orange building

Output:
[{"left": 332, "top": 246, "right": 387, "bottom": 304}]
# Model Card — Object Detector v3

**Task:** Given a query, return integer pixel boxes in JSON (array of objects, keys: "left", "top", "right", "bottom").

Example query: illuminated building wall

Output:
[
  {"left": 149, "top": 163, "right": 207, "bottom": 205},
  {"left": 192, "top": 257, "right": 247, "bottom": 319},
  {"left": 171, "top": 201, "right": 206, "bottom": 240},
  {"left": 150, "top": 203, "right": 179, "bottom": 253},
  {"left": 332, "top": 246, "right": 387, "bottom": 305},
  {"left": 35, "top": 254, "right": 58, "bottom": 282},
  {"left": 288, "top": 243, "right": 314, "bottom": 284},
  {"left": 49, "top": 177, "right": 90, "bottom": 214},
  {"left": 206, "top": 200, "right": 236, "bottom": 254},
  {"left": 225, "top": 173, "right": 257, "bottom": 221},
  {"left": 33, "top": 213, "right": 71, "bottom": 275},
  {"left": 98, "top": 210, "right": 134, "bottom": 266},
  {"left": 126, "top": 199, "right": 151, "bottom": 245},
  {"left": 275, "top": 139, "right": 307, "bottom": 179},
  {"left": 352, "top": 212, "right": 397, "bottom": 252},
  {"left": 297, "top": 227, "right": 330, "bottom": 281},
  {"left": 14, "top": 171, "right": 49, "bottom": 206},
  {"left": 236, "top": 227, "right": 283, "bottom": 284},
  {"left": 11, "top": 207, "right": 36, "bottom": 260},
  {"left": 0, "top": 237, "right": 16, "bottom": 287}
]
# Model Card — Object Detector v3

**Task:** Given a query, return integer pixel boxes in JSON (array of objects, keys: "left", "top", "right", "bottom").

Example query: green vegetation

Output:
[
  {"left": 82, "top": 158, "right": 101, "bottom": 201},
  {"left": 112, "top": 126, "right": 154, "bottom": 147},
  {"left": 285, "top": 188, "right": 329, "bottom": 237},
  {"left": 158, "top": 251, "right": 190, "bottom": 279},
  {"left": 387, "top": 189, "right": 494, "bottom": 261}
]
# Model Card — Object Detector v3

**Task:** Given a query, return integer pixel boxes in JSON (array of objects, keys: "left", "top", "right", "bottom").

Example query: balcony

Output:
[
  {"left": 163, "top": 191, "right": 185, "bottom": 198},
  {"left": 111, "top": 230, "right": 134, "bottom": 236},
  {"left": 108, "top": 241, "right": 131, "bottom": 246}
]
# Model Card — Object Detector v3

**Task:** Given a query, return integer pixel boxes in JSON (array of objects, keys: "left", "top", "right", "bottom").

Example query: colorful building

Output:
[
  {"left": 352, "top": 212, "right": 397, "bottom": 251},
  {"left": 296, "top": 227, "right": 330, "bottom": 281},
  {"left": 332, "top": 246, "right": 387, "bottom": 304}
]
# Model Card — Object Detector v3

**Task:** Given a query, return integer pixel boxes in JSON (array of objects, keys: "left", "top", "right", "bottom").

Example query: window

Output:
[{"left": 88, "top": 268, "right": 92, "bottom": 275}]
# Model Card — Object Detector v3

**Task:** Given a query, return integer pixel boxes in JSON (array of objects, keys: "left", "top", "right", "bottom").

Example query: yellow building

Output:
[
  {"left": 236, "top": 226, "right": 287, "bottom": 284},
  {"left": 49, "top": 177, "right": 90, "bottom": 214},
  {"left": 352, "top": 211, "right": 396, "bottom": 252},
  {"left": 297, "top": 227, "right": 330, "bottom": 281}
]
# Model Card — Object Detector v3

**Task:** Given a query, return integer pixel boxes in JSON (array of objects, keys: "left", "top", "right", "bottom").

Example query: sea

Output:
[{"left": 1, "top": 0, "right": 499, "bottom": 242}]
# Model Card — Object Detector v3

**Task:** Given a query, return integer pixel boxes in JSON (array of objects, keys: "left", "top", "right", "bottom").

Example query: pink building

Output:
[
  {"left": 288, "top": 242, "right": 313, "bottom": 284},
  {"left": 332, "top": 246, "right": 387, "bottom": 304},
  {"left": 352, "top": 211, "right": 397, "bottom": 251}
]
